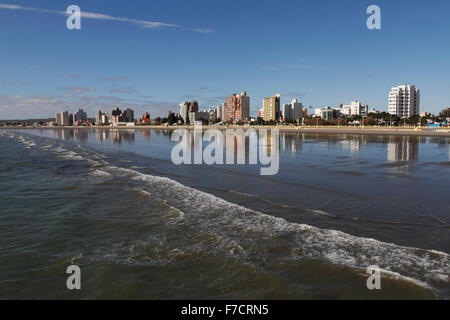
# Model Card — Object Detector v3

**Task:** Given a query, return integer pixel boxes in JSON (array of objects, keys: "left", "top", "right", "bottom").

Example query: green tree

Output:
[
  {"left": 168, "top": 113, "right": 177, "bottom": 125},
  {"left": 304, "top": 117, "right": 326, "bottom": 126},
  {"left": 363, "top": 116, "right": 377, "bottom": 126},
  {"left": 440, "top": 108, "right": 450, "bottom": 118}
]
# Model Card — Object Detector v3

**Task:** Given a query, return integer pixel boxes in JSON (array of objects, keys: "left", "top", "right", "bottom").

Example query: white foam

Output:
[
  {"left": 90, "top": 169, "right": 112, "bottom": 177},
  {"left": 59, "top": 150, "right": 84, "bottom": 161},
  {"left": 375, "top": 267, "right": 430, "bottom": 289},
  {"left": 15, "top": 134, "right": 37, "bottom": 148},
  {"left": 105, "top": 165, "right": 450, "bottom": 291},
  {"left": 133, "top": 188, "right": 185, "bottom": 218},
  {"left": 306, "top": 209, "right": 335, "bottom": 217}
]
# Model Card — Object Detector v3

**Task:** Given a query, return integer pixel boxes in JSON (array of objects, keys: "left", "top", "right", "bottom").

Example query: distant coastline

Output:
[{"left": 2, "top": 125, "right": 450, "bottom": 137}]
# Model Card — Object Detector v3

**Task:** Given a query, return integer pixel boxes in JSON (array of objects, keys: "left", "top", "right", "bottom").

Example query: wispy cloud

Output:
[
  {"left": 104, "top": 77, "right": 127, "bottom": 82},
  {"left": 0, "top": 3, "right": 178, "bottom": 28},
  {"left": 283, "top": 92, "right": 307, "bottom": 99},
  {"left": 61, "top": 86, "right": 95, "bottom": 94},
  {"left": 0, "top": 93, "right": 177, "bottom": 119},
  {"left": 282, "top": 63, "right": 335, "bottom": 72},
  {"left": 200, "top": 96, "right": 229, "bottom": 106},
  {"left": 110, "top": 86, "right": 136, "bottom": 94},
  {"left": 0, "top": 3, "right": 214, "bottom": 31},
  {"left": 261, "top": 63, "right": 335, "bottom": 72},
  {"left": 192, "top": 28, "right": 214, "bottom": 33},
  {"left": 67, "top": 74, "right": 80, "bottom": 79},
  {"left": 0, "top": 80, "right": 32, "bottom": 87},
  {"left": 260, "top": 67, "right": 280, "bottom": 71},
  {"left": 283, "top": 64, "right": 313, "bottom": 70},
  {"left": 179, "top": 94, "right": 202, "bottom": 100}
]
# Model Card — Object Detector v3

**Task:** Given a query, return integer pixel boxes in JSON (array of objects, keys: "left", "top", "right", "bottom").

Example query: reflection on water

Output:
[
  {"left": 36, "top": 128, "right": 450, "bottom": 181},
  {"left": 339, "top": 139, "right": 366, "bottom": 154},
  {"left": 282, "top": 133, "right": 302, "bottom": 153},
  {"left": 29, "top": 128, "right": 450, "bottom": 165},
  {"left": 387, "top": 136, "right": 419, "bottom": 162}
]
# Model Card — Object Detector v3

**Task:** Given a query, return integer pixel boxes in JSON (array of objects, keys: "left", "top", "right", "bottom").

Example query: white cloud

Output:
[
  {"left": 110, "top": 86, "right": 136, "bottom": 94},
  {"left": 192, "top": 28, "right": 214, "bottom": 33},
  {"left": 284, "top": 64, "right": 313, "bottom": 70},
  {"left": 79, "top": 11, "right": 179, "bottom": 29},
  {"left": 0, "top": 3, "right": 213, "bottom": 31},
  {"left": 103, "top": 77, "right": 127, "bottom": 82},
  {"left": 260, "top": 67, "right": 280, "bottom": 71},
  {"left": 0, "top": 93, "right": 177, "bottom": 119},
  {"left": 68, "top": 74, "right": 80, "bottom": 79},
  {"left": 282, "top": 63, "right": 335, "bottom": 72},
  {"left": 61, "top": 86, "right": 96, "bottom": 94}
]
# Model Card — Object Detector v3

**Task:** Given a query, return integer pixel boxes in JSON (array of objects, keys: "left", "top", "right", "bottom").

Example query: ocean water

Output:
[{"left": 0, "top": 128, "right": 449, "bottom": 299}]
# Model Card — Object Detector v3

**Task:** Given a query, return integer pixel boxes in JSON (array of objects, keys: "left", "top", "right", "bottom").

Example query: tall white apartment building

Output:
[
  {"left": 178, "top": 102, "right": 190, "bottom": 124},
  {"left": 388, "top": 85, "right": 420, "bottom": 118}
]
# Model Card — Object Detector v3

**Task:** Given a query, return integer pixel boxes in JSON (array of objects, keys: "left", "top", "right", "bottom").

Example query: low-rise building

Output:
[
  {"left": 258, "top": 108, "right": 264, "bottom": 119},
  {"left": 189, "top": 111, "right": 209, "bottom": 124},
  {"left": 342, "top": 101, "right": 369, "bottom": 116},
  {"left": 314, "top": 108, "right": 323, "bottom": 117},
  {"left": 321, "top": 107, "right": 338, "bottom": 121}
]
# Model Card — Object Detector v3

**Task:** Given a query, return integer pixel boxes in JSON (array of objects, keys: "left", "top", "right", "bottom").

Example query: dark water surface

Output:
[{"left": 0, "top": 128, "right": 449, "bottom": 299}]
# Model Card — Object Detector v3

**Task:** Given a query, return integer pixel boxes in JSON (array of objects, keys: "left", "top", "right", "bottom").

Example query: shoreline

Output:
[{"left": 2, "top": 125, "right": 450, "bottom": 137}]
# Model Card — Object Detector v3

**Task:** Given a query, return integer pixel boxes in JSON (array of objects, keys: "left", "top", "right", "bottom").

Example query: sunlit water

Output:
[{"left": 0, "top": 128, "right": 449, "bottom": 299}]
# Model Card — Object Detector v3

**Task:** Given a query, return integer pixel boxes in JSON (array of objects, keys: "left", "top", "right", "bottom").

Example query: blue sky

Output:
[{"left": 0, "top": 0, "right": 449, "bottom": 119}]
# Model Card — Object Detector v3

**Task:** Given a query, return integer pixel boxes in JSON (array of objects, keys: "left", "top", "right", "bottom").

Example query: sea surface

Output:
[{"left": 0, "top": 128, "right": 449, "bottom": 299}]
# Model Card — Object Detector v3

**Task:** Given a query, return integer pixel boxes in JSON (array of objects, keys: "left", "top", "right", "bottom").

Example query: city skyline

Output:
[{"left": 1, "top": 0, "right": 449, "bottom": 119}]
